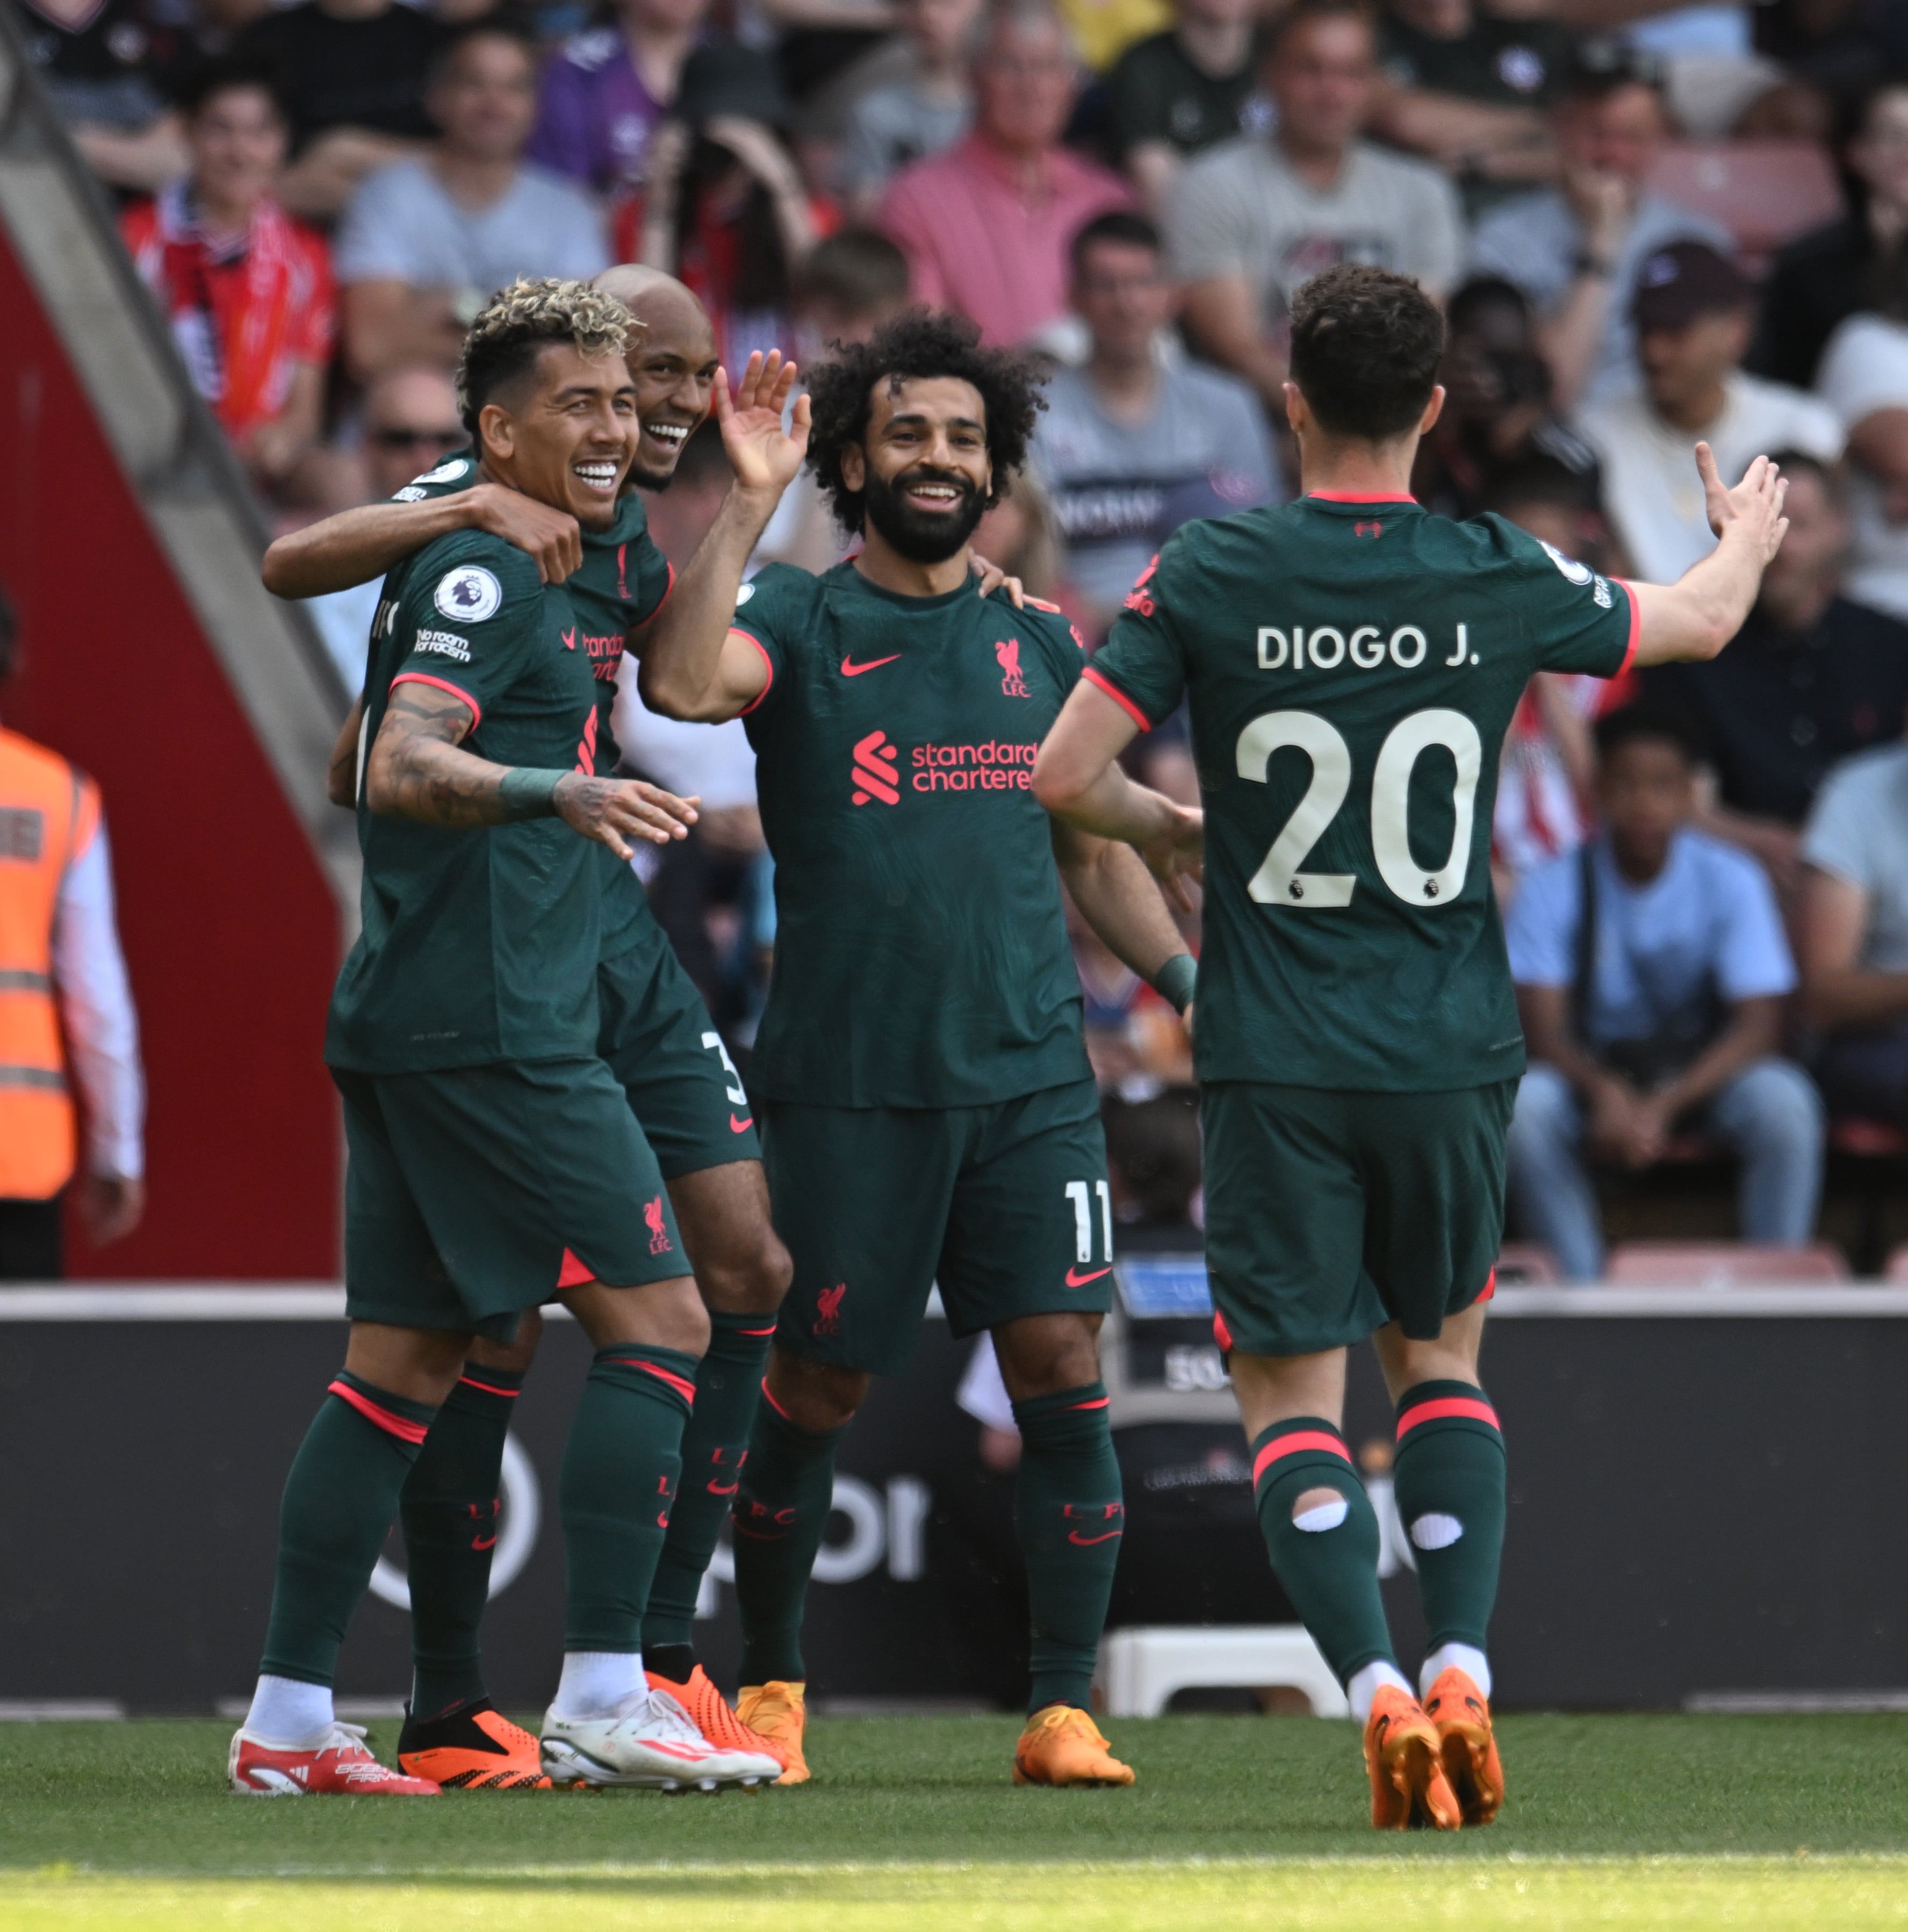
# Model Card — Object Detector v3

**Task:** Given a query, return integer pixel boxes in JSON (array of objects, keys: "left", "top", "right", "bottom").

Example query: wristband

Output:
[
  {"left": 499, "top": 767, "right": 567, "bottom": 820},
  {"left": 1153, "top": 951, "right": 1198, "bottom": 1016}
]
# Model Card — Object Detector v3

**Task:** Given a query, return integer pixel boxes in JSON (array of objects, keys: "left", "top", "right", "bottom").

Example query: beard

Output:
[
  {"left": 862, "top": 464, "right": 987, "bottom": 563},
  {"left": 629, "top": 461, "right": 675, "bottom": 493}
]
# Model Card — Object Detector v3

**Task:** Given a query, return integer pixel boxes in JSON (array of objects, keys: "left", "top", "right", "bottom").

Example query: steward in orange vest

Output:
[{"left": 0, "top": 587, "right": 144, "bottom": 1278}]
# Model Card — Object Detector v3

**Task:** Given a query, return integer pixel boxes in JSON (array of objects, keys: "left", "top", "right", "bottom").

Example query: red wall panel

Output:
[{"left": 0, "top": 230, "right": 340, "bottom": 1277}]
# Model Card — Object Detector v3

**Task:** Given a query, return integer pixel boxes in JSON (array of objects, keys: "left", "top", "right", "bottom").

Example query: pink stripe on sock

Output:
[
  {"left": 1251, "top": 1430, "right": 1351, "bottom": 1488},
  {"left": 328, "top": 1379, "right": 430, "bottom": 1445},
  {"left": 1397, "top": 1396, "right": 1501, "bottom": 1439}
]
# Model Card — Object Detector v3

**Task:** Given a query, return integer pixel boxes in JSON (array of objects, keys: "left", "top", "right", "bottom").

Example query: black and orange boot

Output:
[{"left": 397, "top": 1699, "right": 550, "bottom": 1789}]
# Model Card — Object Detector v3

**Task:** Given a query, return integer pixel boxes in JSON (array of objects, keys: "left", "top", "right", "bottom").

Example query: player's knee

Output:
[
  {"left": 1291, "top": 1485, "right": 1350, "bottom": 1531},
  {"left": 993, "top": 1313, "right": 1103, "bottom": 1399},
  {"left": 768, "top": 1352, "right": 865, "bottom": 1432},
  {"left": 702, "top": 1228, "right": 793, "bottom": 1316},
  {"left": 468, "top": 1306, "right": 543, "bottom": 1375}
]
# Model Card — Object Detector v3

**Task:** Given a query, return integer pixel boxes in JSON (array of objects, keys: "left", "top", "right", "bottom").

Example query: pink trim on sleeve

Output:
[
  {"left": 1616, "top": 579, "right": 1641, "bottom": 676},
  {"left": 733, "top": 628, "right": 775, "bottom": 716},
  {"left": 390, "top": 672, "right": 481, "bottom": 729},
  {"left": 1082, "top": 663, "right": 1154, "bottom": 732}
]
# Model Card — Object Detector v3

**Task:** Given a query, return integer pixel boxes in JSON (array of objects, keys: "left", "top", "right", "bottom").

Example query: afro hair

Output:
[{"left": 804, "top": 308, "right": 1047, "bottom": 534}]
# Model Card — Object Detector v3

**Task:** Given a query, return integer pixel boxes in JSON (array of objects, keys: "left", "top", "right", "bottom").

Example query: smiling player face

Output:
[
  {"left": 844, "top": 376, "right": 993, "bottom": 564},
  {"left": 594, "top": 271, "right": 721, "bottom": 488},
  {"left": 479, "top": 342, "right": 638, "bottom": 531}
]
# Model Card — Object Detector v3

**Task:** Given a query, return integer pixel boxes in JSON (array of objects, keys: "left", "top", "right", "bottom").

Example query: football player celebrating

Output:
[
  {"left": 635, "top": 310, "right": 1200, "bottom": 1787},
  {"left": 262, "top": 270, "right": 804, "bottom": 1787},
  {"left": 1033, "top": 264, "right": 1788, "bottom": 1829}
]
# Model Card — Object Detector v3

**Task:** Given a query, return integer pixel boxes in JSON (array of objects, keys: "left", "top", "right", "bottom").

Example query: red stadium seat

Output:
[
  {"left": 1888, "top": 1245, "right": 1908, "bottom": 1284},
  {"left": 1605, "top": 1241, "right": 1851, "bottom": 1285},
  {"left": 1645, "top": 141, "right": 1845, "bottom": 275},
  {"left": 1830, "top": 1118, "right": 1907, "bottom": 1159},
  {"left": 1494, "top": 1242, "right": 1561, "bottom": 1285}
]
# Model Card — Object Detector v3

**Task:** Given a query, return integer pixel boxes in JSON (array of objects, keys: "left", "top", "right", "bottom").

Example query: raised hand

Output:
[
  {"left": 1698, "top": 444, "right": 1789, "bottom": 563},
  {"left": 713, "top": 351, "right": 811, "bottom": 501}
]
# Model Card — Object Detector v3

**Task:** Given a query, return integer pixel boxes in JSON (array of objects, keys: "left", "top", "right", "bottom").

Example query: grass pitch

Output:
[{"left": 2, "top": 1713, "right": 1905, "bottom": 1928}]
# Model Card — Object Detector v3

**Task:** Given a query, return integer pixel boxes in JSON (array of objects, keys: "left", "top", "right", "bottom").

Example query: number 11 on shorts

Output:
[{"left": 1065, "top": 1180, "right": 1113, "bottom": 1263}]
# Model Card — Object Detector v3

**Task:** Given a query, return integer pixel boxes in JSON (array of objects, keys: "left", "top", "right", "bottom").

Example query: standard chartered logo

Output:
[{"left": 1256, "top": 624, "right": 1481, "bottom": 672}]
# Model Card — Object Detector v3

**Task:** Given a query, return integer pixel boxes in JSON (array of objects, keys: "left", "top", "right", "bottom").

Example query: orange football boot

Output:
[
  {"left": 1012, "top": 1705, "right": 1135, "bottom": 1787},
  {"left": 397, "top": 1700, "right": 551, "bottom": 1789},
  {"left": 735, "top": 1680, "right": 810, "bottom": 1785},
  {"left": 1423, "top": 1667, "right": 1504, "bottom": 1825},
  {"left": 649, "top": 1664, "right": 788, "bottom": 1772},
  {"left": 1363, "top": 1685, "right": 1463, "bottom": 1830}
]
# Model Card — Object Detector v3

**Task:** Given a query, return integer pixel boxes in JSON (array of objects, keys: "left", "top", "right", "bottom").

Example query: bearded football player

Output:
[{"left": 633, "top": 308, "right": 1201, "bottom": 1789}]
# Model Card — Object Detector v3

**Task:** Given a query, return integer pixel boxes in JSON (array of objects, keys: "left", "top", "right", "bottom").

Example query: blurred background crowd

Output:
[{"left": 20, "top": 0, "right": 1908, "bottom": 1276}]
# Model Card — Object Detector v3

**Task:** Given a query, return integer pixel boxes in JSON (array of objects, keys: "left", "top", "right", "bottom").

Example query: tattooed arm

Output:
[{"left": 365, "top": 680, "right": 699, "bottom": 859}]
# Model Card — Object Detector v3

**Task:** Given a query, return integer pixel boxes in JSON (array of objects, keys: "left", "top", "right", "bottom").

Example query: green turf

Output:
[{"left": 2, "top": 1715, "right": 1905, "bottom": 1929}]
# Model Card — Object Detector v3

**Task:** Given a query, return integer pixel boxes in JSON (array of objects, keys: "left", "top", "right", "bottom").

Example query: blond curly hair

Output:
[{"left": 455, "top": 277, "right": 633, "bottom": 435}]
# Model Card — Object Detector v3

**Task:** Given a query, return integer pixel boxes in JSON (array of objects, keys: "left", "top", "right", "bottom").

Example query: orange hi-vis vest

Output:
[{"left": 0, "top": 728, "right": 98, "bottom": 1200}]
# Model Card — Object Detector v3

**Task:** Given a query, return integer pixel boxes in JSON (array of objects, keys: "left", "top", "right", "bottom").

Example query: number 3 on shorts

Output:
[
  {"left": 701, "top": 1029, "right": 747, "bottom": 1107},
  {"left": 1065, "top": 1179, "right": 1113, "bottom": 1263},
  {"left": 1238, "top": 707, "right": 1481, "bottom": 909}
]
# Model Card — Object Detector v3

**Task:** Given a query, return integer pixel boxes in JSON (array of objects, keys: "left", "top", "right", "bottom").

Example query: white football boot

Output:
[{"left": 541, "top": 1686, "right": 782, "bottom": 1791}]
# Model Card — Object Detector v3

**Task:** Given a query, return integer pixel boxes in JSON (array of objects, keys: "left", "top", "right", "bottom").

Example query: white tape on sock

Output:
[
  {"left": 1409, "top": 1511, "right": 1464, "bottom": 1550},
  {"left": 1293, "top": 1497, "right": 1350, "bottom": 1532}
]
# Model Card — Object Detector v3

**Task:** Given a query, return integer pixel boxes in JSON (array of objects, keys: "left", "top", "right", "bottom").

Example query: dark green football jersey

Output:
[
  {"left": 325, "top": 529, "right": 603, "bottom": 1073},
  {"left": 384, "top": 450, "right": 675, "bottom": 953},
  {"left": 1089, "top": 495, "right": 1636, "bottom": 1092},
  {"left": 738, "top": 561, "right": 1095, "bottom": 1108}
]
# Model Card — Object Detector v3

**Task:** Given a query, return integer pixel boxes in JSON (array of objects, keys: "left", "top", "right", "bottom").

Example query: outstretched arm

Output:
[
  {"left": 263, "top": 487, "right": 584, "bottom": 599},
  {"left": 1627, "top": 446, "right": 1789, "bottom": 667},
  {"left": 1051, "top": 820, "right": 1195, "bottom": 994},
  {"left": 1034, "top": 681, "right": 1204, "bottom": 908},
  {"left": 365, "top": 680, "right": 699, "bottom": 860},
  {"left": 636, "top": 352, "right": 810, "bottom": 722}
]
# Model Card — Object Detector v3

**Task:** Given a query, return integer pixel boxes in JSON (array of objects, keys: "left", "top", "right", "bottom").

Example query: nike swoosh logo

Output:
[
  {"left": 730, "top": 1114, "right": 754, "bottom": 1132},
  {"left": 470, "top": 1535, "right": 498, "bottom": 1551},
  {"left": 1065, "top": 1265, "right": 1112, "bottom": 1287},
  {"left": 1067, "top": 1529, "right": 1124, "bottom": 1546},
  {"left": 840, "top": 655, "right": 901, "bottom": 676}
]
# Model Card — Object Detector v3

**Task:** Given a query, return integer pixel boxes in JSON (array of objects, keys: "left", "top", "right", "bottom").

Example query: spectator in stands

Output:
[
  {"left": 529, "top": 0, "right": 708, "bottom": 198},
  {"left": 1106, "top": 0, "right": 1266, "bottom": 217},
  {"left": 1752, "top": 82, "right": 1908, "bottom": 389},
  {"left": 877, "top": 0, "right": 1133, "bottom": 348},
  {"left": 1371, "top": 0, "right": 1570, "bottom": 214},
  {"left": 1799, "top": 724, "right": 1908, "bottom": 1127},
  {"left": 614, "top": 45, "right": 833, "bottom": 367},
  {"left": 1814, "top": 238, "right": 1908, "bottom": 625},
  {"left": 300, "top": 367, "right": 466, "bottom": 691},
  {"left": 1506, "top": 705, "right": 1824, "bottom": 1283},
  {"left": 837, "top": 0, "right": 980, "bottom": 218},
  {"left": 333, "top": 25, "right": 609, "bottom": 382},
  {"left": 1578, "top": 242, "right": 1842, "bottom": 585},
  {"left": 1102, "top": 1089, "right": 1203, "bottom": 1248},
  {"left": 1167, "top": 0, "right": 1464, "bottom": 408},
  {"left": 236, "top": 0, "right": 445, "bottom": 220},
  {"left": 1484, "top": 461, "right": 1622, "bottom": 894},
  {"left": 18, "top": 0, "right": 189, "bottom": 192},
  {"left": 1030, "top": 210, "right": 1276, "bottom": 638},
  {"left": 1413, "top": 276, "right": 1601, "bottom": 520},
  {"left": 0, "top": 585, "right": 145, "bottom": 1281},
  {"left": 755, "top": 229, "right": 911, "bottom": 572},
  {"left": 1755, "top": 0, "right": 1908, "bottom": 126},
  {"left": 1643, "top": 452, "right": 1908, "bottom": 899},
  {"left": 122, "top": 59, "right": 333, "bottom": 499},
  {"left": 1472, "top": 44, "right": 1730, "bottom": 410}
]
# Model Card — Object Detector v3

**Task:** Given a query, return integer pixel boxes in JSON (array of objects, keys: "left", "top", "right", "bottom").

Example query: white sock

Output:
[
  {"left": 243, "top": 1675, "right": 334, "bottom": 1746},
  {"left": 1346, "top": 1659, "right": 1413, "bottom": 1725},
  {"left": 551, "top": 1650, "right": 645, "bottom": 1719},
  {"left": 1420, "top": 1642, "right": 1492, "bottom": 1700}
]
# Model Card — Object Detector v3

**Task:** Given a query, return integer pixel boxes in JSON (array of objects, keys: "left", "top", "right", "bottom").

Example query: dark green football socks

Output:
[
  {"left": 1249, "top": 1416, "right": 1397, "bottom": 1684},
  {"left": 1012, "top": 1383, "right": 1125, "bottom": 1714},
  {"left": 400, "top": 1364, "right": 524, "bottom": 1720},
  {"left": 560, "top": 1346, "right": 697, "bottom": 1653},
  {"left": 733, "top": 1391, "right": 846, "bottom": 1686},
  {"left": 644, "top": 1310, "right": 778, "bottom": 1664},
  {"left": 260, "top": 1371, "right": 439, "bottom": 1686},
  {"left": 1392, "top": 1381, "right": 1507, "bottom": 1655}
]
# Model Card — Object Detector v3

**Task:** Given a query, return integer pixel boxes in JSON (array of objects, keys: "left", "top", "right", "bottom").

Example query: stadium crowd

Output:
[{"left": 18, "top": 0, "right": 1908, "bottom": 1275}]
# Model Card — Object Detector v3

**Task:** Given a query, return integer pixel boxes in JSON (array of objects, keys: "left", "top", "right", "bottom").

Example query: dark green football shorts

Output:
[
  {"left": 335, "top": 1057, "right": 686, "bottom": 1342},
  {"left": 597, "top": 928, "right": 762, "bottom": 1177},
  {"left": 762, "top": 1078, "right": 1112, "bottom": 1376},
  {"left": 1200, "top": 1080, "right": 1516, "bottom": 1359}
]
